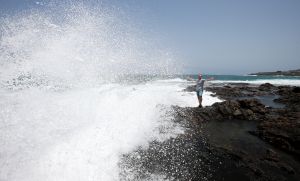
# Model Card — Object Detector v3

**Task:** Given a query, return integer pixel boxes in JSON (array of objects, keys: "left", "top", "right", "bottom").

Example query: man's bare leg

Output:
[{"left": 197, "top": 96, "right": 203, "bottom": 107}]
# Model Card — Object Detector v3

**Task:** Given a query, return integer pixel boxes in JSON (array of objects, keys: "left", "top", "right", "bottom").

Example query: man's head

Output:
[{"left": 198, "top": 73, "right": 202, "bottom": 80}]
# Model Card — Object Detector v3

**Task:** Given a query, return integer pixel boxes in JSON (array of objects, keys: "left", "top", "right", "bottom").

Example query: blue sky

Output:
[{"left": 1, "top": 0, "right": 300, "bottom": 74}]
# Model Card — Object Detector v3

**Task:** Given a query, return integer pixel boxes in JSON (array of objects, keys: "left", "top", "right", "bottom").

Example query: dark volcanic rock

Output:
[
  {"left": 183, "top": 83, "right": 300, "bottom": 179},
  {"left": 293, "top": 87, "right": 300, "bottom": 93},
  {"left": 120, "top": 133, "right": 256, "bottom": 181},
  {"left": 250, "top": 69, "right": 300, "bottom": 76},
  {"left": 259, "top": 83, "right": 276, "bottom": 91},
  {"left": 205, "top": 83, "right": 276, "bottom": 100},
  {"left": 175, "top": 99, "right": 268, "bottom": 123},
  {"left": 256, "top": 116, "right": 300, "bottom": 158},
  {"left": 121, "top": 95, "right": 300, "bottom": 180},
  {"left": 275, "top": 86, "right": 300, "bottom": 111},
  {"left": 206, "top": 84, "right": 300, "bottom": 158},
  {"left": 122, "top": 83, "right": 300, "bottom": 180},
  {"left": 173, "top": 95, "right": 300, "bottom": 180}
]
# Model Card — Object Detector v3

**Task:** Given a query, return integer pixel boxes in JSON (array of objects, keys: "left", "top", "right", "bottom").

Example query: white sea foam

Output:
[
  {"left": 0, "top": 80, "right": 221, "bottom": 181},
  {"left": 0, "top": 2, "right": 221, "bottom": 181}
]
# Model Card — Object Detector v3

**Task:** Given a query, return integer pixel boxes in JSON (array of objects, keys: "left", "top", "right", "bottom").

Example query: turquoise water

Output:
[
  {"left": 177, "top": 74, "right": 300, "bottom": 86},
  {"left": 186, "top": 74, "right": 300, "bottom": 81},
  {"left": 115, "top": 74, "right": 300, "bottom": 86}
]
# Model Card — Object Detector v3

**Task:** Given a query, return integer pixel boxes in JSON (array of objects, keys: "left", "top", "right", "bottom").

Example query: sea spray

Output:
[
  {"left": 0, "top": 2, "right": 178, "bottom": 90},
  {"left": 0, "top": 1, "right": 188, "bottom": 180}
]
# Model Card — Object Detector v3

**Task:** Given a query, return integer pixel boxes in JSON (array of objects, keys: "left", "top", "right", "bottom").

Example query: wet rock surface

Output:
[
  {"left": 120, "top": 83, "right": 300, "bottom": 180},
  {"left": 205, "top": 83, "right": 278, "bottom": 99}
]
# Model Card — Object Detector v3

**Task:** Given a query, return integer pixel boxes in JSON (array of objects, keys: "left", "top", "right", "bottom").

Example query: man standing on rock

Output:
[{"left": 196, "top": 73, "right": 214, "bottom": 108}]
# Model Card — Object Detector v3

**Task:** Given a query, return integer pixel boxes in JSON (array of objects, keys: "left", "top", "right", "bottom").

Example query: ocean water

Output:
[
  {"left": 0, "top": 80, "right": 222, "bottom": 181},
  {"left": 1, "top": 1, "right": 299, "bottom": 181},
  {"left": 186, "top": 74, "right": 300, "bottom": 86},
  {"left": 0, "top": 2, "right": 220, "bottom": 181}
]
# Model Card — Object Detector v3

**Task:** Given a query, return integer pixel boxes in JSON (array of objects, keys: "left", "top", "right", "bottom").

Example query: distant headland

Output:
[{"left": 250, "top": 69, "right": 300, "bottom": 76}]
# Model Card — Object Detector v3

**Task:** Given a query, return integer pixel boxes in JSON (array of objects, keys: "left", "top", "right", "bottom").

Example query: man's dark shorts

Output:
[{"left": 196, "top": 90, "right": 203, "bottom": 97}]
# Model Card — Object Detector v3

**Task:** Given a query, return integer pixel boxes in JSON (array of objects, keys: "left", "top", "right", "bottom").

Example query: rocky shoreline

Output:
[
  {"left": 120, "top": 82, "right": 300, "bottom": 180},
  {"left": 249, "top": 69, "right": 300, "bottom": 76}
]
